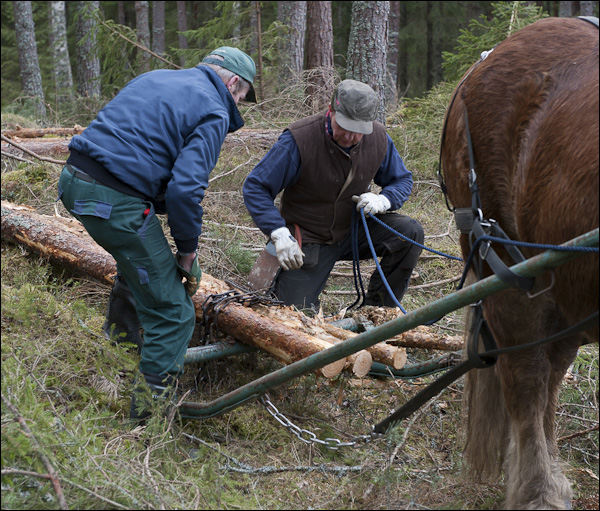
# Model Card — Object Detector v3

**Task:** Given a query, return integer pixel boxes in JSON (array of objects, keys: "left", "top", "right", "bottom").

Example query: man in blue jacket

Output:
[
  {"left": 244, "top": 80, "right": 423, "bottom": 312},
  {"left": 58, "top": 47, "right": 256, "bottom": 422}
]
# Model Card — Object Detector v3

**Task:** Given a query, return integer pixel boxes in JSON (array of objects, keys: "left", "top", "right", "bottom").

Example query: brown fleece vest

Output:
[{"left": 281, "top": 111, "right": 387, "bottom": 244}]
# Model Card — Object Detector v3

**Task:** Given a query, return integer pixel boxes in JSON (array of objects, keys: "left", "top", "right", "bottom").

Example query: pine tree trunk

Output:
[
  {"left": 49, "top": 1, "right": 74, "bottom": 103},
  {"left": 134, "top": 1, "right": 150, "bottom": 73},
  {"left": 580, "top": 1, "right": 595, "bottom": 15},
  {"left": 559, "top": 1, "right": 572, "bottom": 17},
  {"left": 278, "top": 1, "right": 307, "bottom": 91},
  {"left": 386, "top": 1, "right": 400, "bottom": 108},
  {"left": 305, "top": 1, "right": 334, "bottom": 111},
  {"left": 346, "top": 1, "right": 390, "bottom": 124},
  {"left": 12, "top": 1, "right": 46, "bottom": 119},
  {"left": 177, "top": 1, "right": 187, "bottom": 67},
  {"left": 152, "top": 1, "right": 165, "bottom": 55},
  {"left": 75, "top": 1, "right": 101, "bottom": 97}
]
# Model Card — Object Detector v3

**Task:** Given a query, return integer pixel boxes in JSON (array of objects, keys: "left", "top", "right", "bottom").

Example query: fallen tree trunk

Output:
[
  {"left": 0, "top": 201, "right": 346, "bottom": 378},
  {"left": 1, "top": 126, "right": 85, "bottom": 138},
  {"left": 1, "top": 128, "right": 281, "bottom": 158}
]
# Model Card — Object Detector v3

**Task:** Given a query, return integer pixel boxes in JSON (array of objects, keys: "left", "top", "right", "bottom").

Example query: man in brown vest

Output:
[{"left": 243, "top": 80, "right": 424, "bottom": 312}]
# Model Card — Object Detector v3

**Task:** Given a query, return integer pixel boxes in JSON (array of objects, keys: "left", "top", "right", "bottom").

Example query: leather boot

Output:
[{"left": 103, "top": 274, "right": 144, "bottom": 353}]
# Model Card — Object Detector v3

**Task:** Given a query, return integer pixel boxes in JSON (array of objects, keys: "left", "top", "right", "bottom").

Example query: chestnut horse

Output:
[{"left": 439, "top": 17, "right": 598, "bottom": 509}]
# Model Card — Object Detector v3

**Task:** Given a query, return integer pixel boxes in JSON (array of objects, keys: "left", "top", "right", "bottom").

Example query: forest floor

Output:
[{"left": 1, "top": 96, "right": 598, "bottom": 510}]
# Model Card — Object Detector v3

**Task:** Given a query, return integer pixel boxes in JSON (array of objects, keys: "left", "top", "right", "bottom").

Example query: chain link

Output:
[{"left": 259, "top": 394, "right": 382, "bottom": 450}]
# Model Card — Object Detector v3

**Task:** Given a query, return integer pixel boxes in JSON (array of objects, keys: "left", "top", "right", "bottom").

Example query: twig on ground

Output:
[
  {"left": 1, "top": 150, "right": 35, "bottom": 164},
  {"left": 1, "top": 134, "right": 65, "bottom": 165},
  {"left": 1, "top": 392, "right": 69, "bottom": 510},
  {"left": 558, "top": 424, "right": 599, "bottom": 443}
]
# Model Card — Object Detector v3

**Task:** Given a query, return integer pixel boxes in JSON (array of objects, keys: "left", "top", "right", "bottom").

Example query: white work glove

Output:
[
  {"left": 270, "top": 227, "right": 304, "bottom": 271},
  {"left": 352, "top": 192, "right": 391, "bottom": 215}
]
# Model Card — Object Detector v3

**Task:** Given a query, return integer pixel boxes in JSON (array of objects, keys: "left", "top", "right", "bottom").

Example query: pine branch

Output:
[{"left": 99, "top": 19, "right": 181, "bottom": 70}]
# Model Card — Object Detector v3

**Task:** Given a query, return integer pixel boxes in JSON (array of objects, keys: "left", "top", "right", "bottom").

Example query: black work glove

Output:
[{"left": 175, "top": 252, "right": 202, "bottom": 296}]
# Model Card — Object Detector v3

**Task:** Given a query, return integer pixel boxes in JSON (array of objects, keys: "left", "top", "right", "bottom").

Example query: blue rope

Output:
[
  {"left": 456, "top": 233, "right": 600, "bottom": 290},
  {"left": 367, "top": 213, "right": 463, "bottom": 261},
  {"left": 348, "top": 208, "right": 367, "bottom": 310},
  {"left": 350, "top": 209, "right": 599, "bottom": 319}
]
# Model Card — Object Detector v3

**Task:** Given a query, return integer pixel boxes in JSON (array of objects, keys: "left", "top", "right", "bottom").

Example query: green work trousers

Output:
[{"left": 58, "top": 166, "right": 195, "bottom": 378}]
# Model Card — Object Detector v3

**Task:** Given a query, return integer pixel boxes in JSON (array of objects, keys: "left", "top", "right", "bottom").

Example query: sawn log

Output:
[{"left": 1, "top": 201, "right": 347, "bottom": 378}]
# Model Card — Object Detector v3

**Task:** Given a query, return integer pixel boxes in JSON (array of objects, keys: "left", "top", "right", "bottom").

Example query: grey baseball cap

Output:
[
  {"left": 331, "top": 80, "right": 378, "bottom": 134},
  {"left": 202, "top": 47, "right": 257, "bottom": 102}
]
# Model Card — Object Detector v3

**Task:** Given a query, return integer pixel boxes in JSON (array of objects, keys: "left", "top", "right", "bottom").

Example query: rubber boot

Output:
[
  {"left": 103, "top": 274, "right": 144, "bottom": 353},
  {"left": 129, "top": 372, "right": 178, "bottom": 424}
]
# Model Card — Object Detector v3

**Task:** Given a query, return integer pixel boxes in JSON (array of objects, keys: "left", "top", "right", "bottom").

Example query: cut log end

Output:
[{"left": 319, "top": 358, "right": 347, "bottom": 379}]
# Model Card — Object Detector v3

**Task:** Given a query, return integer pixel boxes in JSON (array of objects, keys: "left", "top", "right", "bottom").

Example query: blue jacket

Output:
[
  {"left": 69, "top": 65, "right": 244, "bottom": 252},
  {"left": 243, "top": 125, "right": 413, "bottom": 237}
]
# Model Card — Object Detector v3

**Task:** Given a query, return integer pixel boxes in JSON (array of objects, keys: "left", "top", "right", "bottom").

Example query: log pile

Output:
[
  {"left": 2, "top": 201, "right": 463, "bottom": 379},
  {"left": 1, "top": 201, "right": 409, "bottom": 378}
]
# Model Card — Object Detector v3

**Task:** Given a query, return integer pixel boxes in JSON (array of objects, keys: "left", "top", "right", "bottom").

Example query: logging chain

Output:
[{"left": 182, "top": 432, "right": 364, "bottom": 475}]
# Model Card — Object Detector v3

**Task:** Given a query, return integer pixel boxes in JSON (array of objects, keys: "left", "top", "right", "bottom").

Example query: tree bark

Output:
[
  {"left": 12, "top": 1, "right": 46, "bottom": 119},
  {"left": 346, "top": 1, "right": 390, "bottom": 123},
  {"left": 386, "top": 1, "right": 400, "bottom": 108},
  {"left": 75, "top": 1, "right": 101, "bottom": 97},
  {"left": 134, "top": 1, "right": 151, "bottom": 73},
  {"left": 152, "top": 1, "right": 165, "bottom": 56},
  {"left": 580, "top": 1, "right": 595, "bottom": 16},
  {"left": 49, "top": 1, "right": 74, "bottom": 103},
  {"left": 305, "top": 1, "right": 334, "bottom": 111},
  {"left": 177, "top": 1, "right": 188, "bottom": 67},
  {"left": 278, "top": 1, "right": 307, "bottom": 91}
]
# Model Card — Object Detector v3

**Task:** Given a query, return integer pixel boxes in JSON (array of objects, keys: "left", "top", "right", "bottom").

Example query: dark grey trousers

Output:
[{"left": 273, "top": 212, "right": 424, "bottom": 310}]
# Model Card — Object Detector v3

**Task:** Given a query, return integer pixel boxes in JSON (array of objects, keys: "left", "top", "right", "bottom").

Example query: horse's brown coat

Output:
[{"left": 441, "top": 17, "right": 598, "bottom": 509}]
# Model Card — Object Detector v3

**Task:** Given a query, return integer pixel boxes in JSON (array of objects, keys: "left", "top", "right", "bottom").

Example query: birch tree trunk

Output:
[
  {"left": 152, "top": 1, "right": 165, "bottom": 56},
  {"left": 49, "top": 1, "right": 73, "bottom": 103},
  {"left": 278, "top": 1, "right": 307, "bottom": 91},
  {"left": 12, "top": 1, "right": 46, "bottom": 119},
  {"left": 134, "top": 1, "right": 150, "bottom": 73},
  {"left": 346, "top": 1, "right": 390, "bottom": 124},
  {"left": 75, "top": 1, "right": 101, "bottom": 97},
  {"left": 305, "top": 1, "right": 334, "bottom": 111}
]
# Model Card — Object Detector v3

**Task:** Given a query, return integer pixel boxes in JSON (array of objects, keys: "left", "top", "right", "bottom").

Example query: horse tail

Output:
[{"left": 462, "top": 271, "right": 510, "bottom": 480}]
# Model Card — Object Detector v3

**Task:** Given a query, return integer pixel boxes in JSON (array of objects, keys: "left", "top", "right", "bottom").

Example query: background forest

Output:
[
  {"left": 2, "top": 0, "right": 599, "bottom": 126},
  {"left": 2, "top": 1, "right": 599, "bottom": 510}
]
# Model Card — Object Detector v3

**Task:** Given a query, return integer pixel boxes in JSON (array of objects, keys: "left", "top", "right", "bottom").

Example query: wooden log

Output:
[
  {"left": 0, "top": 128, "right": 281, "bottom": 158},
  {"left": 385, "top": 325, "right": 464, "bottom": 351},
  {"left": 1, "top": 138, "right": 70, "bottom": 157},
  {"left": 0, "top": 202, "right": 116, "bottom": 286},
  {"left": 0, "top": 200, "right": 345, "bottom": 378},
  {"left": 319, "top": 322, "right": 407, "bottom": 369},
  {"left": 1, "top": 126, "right": 85, "bottom": 138},
  {"left": 256, "top": 305, "right": 373, "bottom": 377}
]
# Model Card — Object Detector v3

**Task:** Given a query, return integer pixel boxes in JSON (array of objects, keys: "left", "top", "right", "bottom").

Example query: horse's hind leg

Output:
[{"left": 498, "top": 300, "right": 579, "bottom": 509}]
